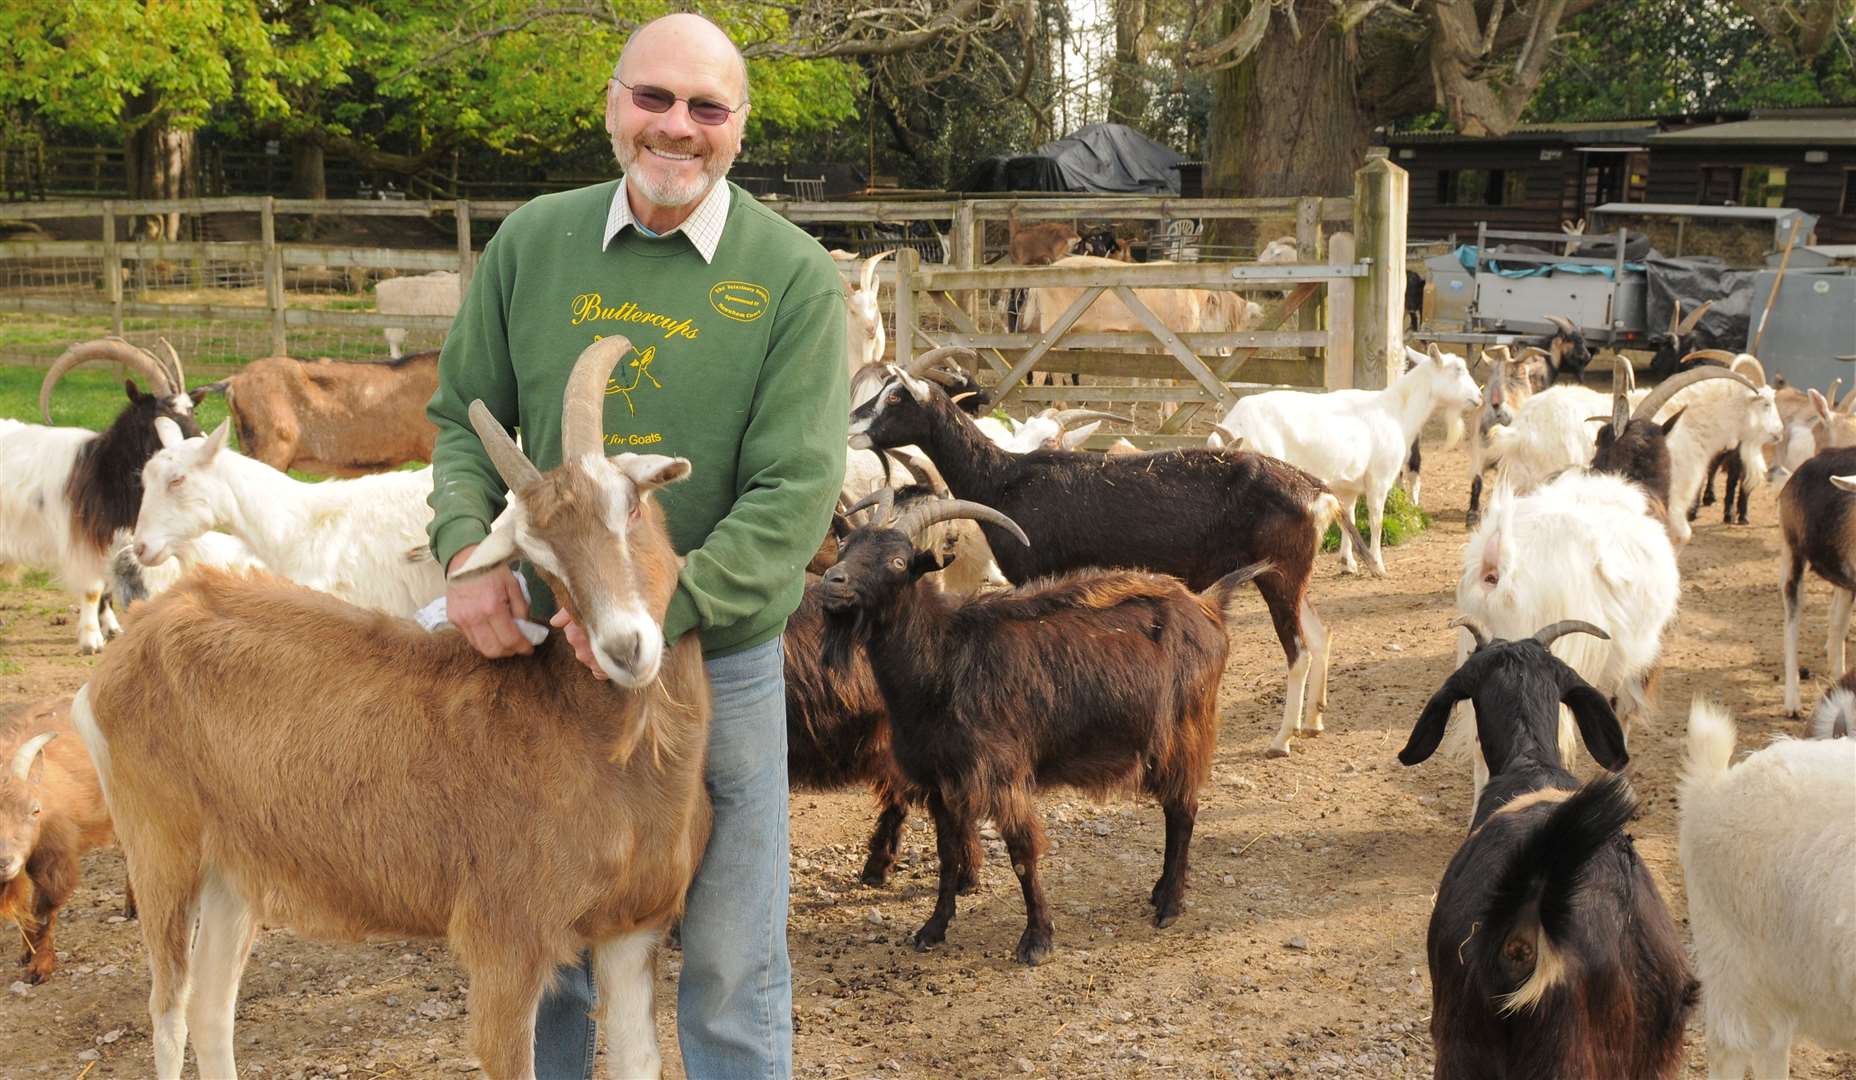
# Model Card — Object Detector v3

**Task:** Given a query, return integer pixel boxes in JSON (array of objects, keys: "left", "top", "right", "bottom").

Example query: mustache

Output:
[{"left": 639, "top": 135, "right": 703, "bottom": 157}]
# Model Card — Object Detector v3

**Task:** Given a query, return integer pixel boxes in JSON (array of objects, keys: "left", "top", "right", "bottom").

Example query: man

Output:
[{"left": 425, "top": 13, "right": 847, "bottom": 1078}]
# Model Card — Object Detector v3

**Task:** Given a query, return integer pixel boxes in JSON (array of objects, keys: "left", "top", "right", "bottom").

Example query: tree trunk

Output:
[
  {"left": 291, "top": 137, "right": 326, "bottom": 200},
  {"left": 1206, "top": 4, "right": 1368, "bottom": 201},
  {"left": 1109, "top": 0, "right": 1150, "bottom": 125},
  {"left": 123, "top": 115, "right": 195, "bottom": 241}
]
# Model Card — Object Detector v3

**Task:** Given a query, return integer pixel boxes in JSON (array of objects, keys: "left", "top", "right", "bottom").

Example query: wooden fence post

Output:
[
  {"left": 893, "top": 246, "right": 917, "bottom": 369},
  {"left": 455, "top": 198, "right": 474, "bottom": 299},
  {"left": 260, "top": 195, "right": 286, "bottom": 356},
  {"left": 1351, "top": 154, "right": 1407, "bottom": 390},
  {"left": 1326, "top": 232, "right": 1356, "bottom": 391},
  {"left": 101, "top": 201, "right": 123, "bottom": 337},
  {"left": 952, "top": 200, "right": 977, "bottom": 319}
]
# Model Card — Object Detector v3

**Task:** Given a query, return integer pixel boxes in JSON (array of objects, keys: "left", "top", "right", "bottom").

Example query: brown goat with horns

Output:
[
  {"left": 74, "top": 336, "right": 710, "bottom": 1080},
  {"left": 818, "top": 489, "right": 1263, "bottom": 964}
]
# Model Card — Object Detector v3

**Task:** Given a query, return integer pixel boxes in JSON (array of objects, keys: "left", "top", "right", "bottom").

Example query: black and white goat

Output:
[
  {"left": 1540, "top": 315, "right": 1595, "bottom": 385},
  {"left": 818, "top": 490, "right": 1258, "bottom": 964},
  {"left": 1778, "top": 446, "right": 1856, "bottom": 715},
  {"left": 1401, "top": 619, "right": 1695, "bottom": 1080},
  {"left": 1644, "top": 300, "right": 1717, "bottom": 382},
  {"left": 1, "top": 339, "right": 205, "bottom": 652},
  {"left": 849, "top": 365, "right": 1369, "bottom": 757}
]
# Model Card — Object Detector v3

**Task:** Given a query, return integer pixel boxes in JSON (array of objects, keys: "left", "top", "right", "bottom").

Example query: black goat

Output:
[
  {"left": 1541, "top": 316, "right": 1594, "bottom": 385},
  {"left": 1400, "top": 619, "right": 1695, "bottom": 1080},
  {"left": 1644, "top": 300, "right": 1717, "bottom": 382},
  {"left": 1404, "top": 269, "right": 1425, "bottom": 332},
  {"left": 848, "top": 360, "right": 1369, "bottom": 757},
  {"left": 8, "top": 338, "right": 207, "bottom": 653},
  {"left": 818, "top": 490, "right": 1258, "bottom": 964}
]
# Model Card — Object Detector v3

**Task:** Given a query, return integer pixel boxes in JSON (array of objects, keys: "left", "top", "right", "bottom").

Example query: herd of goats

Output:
[{"left": 0, "top": 253, "right": 1852, "bottom": 1078}]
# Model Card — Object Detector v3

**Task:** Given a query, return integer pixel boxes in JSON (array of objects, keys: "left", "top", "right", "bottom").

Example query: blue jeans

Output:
[{"left": 534, "top": 636, "right": 793, "bottom": 1079}]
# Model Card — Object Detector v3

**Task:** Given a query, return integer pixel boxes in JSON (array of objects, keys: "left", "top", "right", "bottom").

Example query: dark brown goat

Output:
[
  {"left": 818, "top": 492, "right": 1263, "bottom": 964},
  {"left": 1, "top": 697, "right": 124, "bottom": 984},
  {"left": 1401, "top": 619, "right": 1695, "bottom": 1080},
  {"left": 849, "top": 361, "right": 1365, "bottom": 756},
  {"left": 1779, "top": 445, "right": 1856, "bottom": 716}
]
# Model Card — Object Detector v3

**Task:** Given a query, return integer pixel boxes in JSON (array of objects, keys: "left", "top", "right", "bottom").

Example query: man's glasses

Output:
[{"left": 614, "top": 79, "right": 744, "bottom": 127}]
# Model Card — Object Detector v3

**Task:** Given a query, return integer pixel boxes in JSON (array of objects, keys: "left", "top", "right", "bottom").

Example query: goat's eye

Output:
[
  {"left": 886, "top": 392, "right": 900, "bottom": 404},
  {"left": 168, "top": 476, "right": 183, "bottom": 489},
  {"left": 627, "top": 502, "right": 642, "bottom": 523},
  {"left": 30, "top": 803, "right": 41, "bottom": 817},
  {"left": 889, "top": 556, "right": 907, "bottom": 571}
]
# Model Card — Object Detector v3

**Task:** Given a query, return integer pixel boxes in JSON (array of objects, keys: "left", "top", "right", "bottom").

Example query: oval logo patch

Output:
[{"left": 709, "top": 280, "right": 769, "bottom": 322}]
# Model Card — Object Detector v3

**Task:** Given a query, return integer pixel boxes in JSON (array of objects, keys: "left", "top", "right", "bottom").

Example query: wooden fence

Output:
[{"left": 0, "top": 163, "right": 1410, "bottom": 438}]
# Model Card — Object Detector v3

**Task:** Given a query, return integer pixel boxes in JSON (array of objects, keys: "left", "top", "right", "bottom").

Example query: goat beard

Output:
[{"left": 820, "top": 607, "right": 871, "bottom": 674}]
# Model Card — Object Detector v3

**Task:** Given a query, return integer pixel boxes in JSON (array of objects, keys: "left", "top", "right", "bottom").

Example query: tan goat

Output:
[
  {"left": 1, "top": 696, "right": 123, "bottom": 984},
  {"left": 190, "top": 350, "right": 439, "bottom": 476},
  {"left": 1023, "top": 255, "right": 1259, "bottom": 343},
  {"left": 74, "top": 335, "right": 711, "bottom": 1080}
]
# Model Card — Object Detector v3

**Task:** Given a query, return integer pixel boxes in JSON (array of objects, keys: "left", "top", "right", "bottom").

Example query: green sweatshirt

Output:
[{"left": 426, "top": 179, "right": 849, "bottom": 657}]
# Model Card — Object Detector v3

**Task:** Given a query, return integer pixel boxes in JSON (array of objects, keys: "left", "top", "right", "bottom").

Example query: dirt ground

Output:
[{"left": 1, "top": 437, "right": 1851, "bottom": 1079}]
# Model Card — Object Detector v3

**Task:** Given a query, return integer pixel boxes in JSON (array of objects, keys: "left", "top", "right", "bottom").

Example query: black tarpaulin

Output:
[{"left": 1035, "top": 123, "right": 1184, "bottom": 195}]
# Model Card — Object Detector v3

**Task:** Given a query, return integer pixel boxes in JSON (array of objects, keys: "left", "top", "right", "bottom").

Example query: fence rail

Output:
[{"left": 1, "top": 176, "right": 1410, "bottom": 442}]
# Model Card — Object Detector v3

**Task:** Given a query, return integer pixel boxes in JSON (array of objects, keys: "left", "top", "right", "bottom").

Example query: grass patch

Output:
[
  {"left": 0, "top": 364, "right": 231, "bottom": 433},
  {"left": 0, "top": 567, "right": 58, "bottom": 592},
  {"left": 0, "top": 658, "right": 21, "bottom": 676},
  {"left": 1322, "top": 486, "right": 1432, "bottom": 553}
]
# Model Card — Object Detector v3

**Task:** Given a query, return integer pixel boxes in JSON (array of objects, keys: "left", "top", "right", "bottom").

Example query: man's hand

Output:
[
  {"left": 445, "top": 544, "right": 534, "bottom": 658},
  {"left": 549, "top": 608, "right": 608, "bottom": 680}
]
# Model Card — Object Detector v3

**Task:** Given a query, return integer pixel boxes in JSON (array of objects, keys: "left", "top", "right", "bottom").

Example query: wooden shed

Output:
[
  {"left": 1385, "top": 120, "right": 1659, "bottom": 241},
  {"left": 1646, "top": 108, "right": 1856, "bottom": 244}
]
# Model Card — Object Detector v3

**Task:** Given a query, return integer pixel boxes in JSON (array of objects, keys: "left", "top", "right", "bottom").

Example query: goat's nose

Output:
[
  {"left": 0, "top": 855, "right": 21, "bottom": 881},
  {"left": 596, "top": 629, "right": 645, "bottom": 671},
  {"left": 822, "top": 566, "right": 848, "bottom": 586}
]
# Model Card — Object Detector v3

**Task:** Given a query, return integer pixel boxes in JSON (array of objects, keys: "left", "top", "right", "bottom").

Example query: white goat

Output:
[
  {"left": 1209, "top": 344, "right": 1480, "bottom": 575},
  {"left": 1680, "top": 699, "right": 1856, "bottom": 1079},
  {"left": 973, "top": 408, "right": 1127, "bottom": 454},
  {"left": 843, "top": 250, "right": 893, "bottom": 375},
  {"left": 132, "top": 418, "right": 444, "bottom": 616},
  {"left": 1450, "top": 470, "right": 1680, "bottom": 812}
]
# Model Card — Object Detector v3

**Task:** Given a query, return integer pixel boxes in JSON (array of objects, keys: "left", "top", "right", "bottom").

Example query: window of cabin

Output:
[
  {"left": 1502, "top": 171, "right": 1529, "bottom": 206},
  {"left": 1741, "top": 165, "right": 1788, "bottom": 208},
  {"left": 1699, "top": 166, "right": 1740, "bottom": 205},
  {"left": 1437, "top": 168, "right": 1510, "bottom": 206},
  {"left": 1841, "top": 169, "right": 1855, "bottom": 215}
]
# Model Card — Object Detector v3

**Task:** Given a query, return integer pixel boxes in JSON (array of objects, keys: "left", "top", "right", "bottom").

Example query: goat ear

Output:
[
  {"left": 202, "top": 419, "right": 232, "bottom": 460},
  {"left": 1562, "top": 676, "right": 1628, "bottom": 770},
  {"left": 124, "top": 378, "right": 146, "bottom": 402},
  {"left": 1661, "top": 406, "right": 1686, "bottom": 435},
  {"left": 154, "top": 416, "right": 185, "bottom": 449},
  {"left": 908, "top": 549, "right": 944, "bottom": 578},
  {"left": 450, "top": 501, "right": 521, "bottom": 580},
  {"left": 615, "top": 453, "right": 691, "bottom": 494},
  {"left": 1401, "top": 671, "right": 1469, "bottom": 766}
]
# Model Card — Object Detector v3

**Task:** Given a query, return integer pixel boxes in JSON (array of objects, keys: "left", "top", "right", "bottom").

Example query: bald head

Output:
[{"left": 614, "top": 13, "right": 749, "bottom": 104}]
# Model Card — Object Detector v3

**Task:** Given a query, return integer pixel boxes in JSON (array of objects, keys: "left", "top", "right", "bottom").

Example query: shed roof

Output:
[
  {"left": 1651, "top": 116, "right": 1856, "bottom": 146},
  {"left": 1387, "top": 120, "right": 1660, "bottom": 145}
]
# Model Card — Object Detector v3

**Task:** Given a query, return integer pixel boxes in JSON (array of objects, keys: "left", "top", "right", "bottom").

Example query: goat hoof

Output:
[
  {"left": 24, "top": 961, "right": 53, "bottom": 985},
  {"left": 1265, "top": 744, "right": 1291, "bottom": 759},
  {"left": 911, "top": 925, "right": 947, "bottom": 952},
  {"left": 1465, "top": 511, "right": 1480, "bottom": 528},
  {"left": 1153, "top": 902, "right": 1183, "bottom": 929},
  {"left": 1014, "top": 931, "right": 1053, "bottom": 966},
  {"left": 956, "top": 875, "right": 980, "bottom": 896},
  {"left": 858, "top": 865, "right": 891, "bottom": 889}
]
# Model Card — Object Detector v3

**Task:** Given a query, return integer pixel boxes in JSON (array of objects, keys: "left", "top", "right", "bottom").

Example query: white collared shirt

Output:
[{"left": 601, "top": 176, "right": 731, "bottom": 263}]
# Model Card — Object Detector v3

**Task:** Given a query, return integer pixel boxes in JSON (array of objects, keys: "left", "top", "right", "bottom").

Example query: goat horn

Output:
[
  {"left": 1210, "top": 422, "right": 1242, "bottom": 449},
  {"left": 39, "top": 337, "right": 174, "bottom": 422},
  {"left": 559, "top": 335, "right": 634, "bottom": 460},
  {"left": 1449, "top": 615, "right": 1492, "bottom": 651},
  {"left": 859, "top": 249, "right": 893, "bottom": 295},
  {"left": 1631, "top": 365, "right": 1757, "bottom": 423},
  {"left": 905, "top": 346, "right": 979, "bottom": 378},
  {"left": 1841, "top": 382, "right": 1856, "bottom": 416},
  {"left": 1730, "top": 354, "right": 1767, "bottom": 387},
  {"left": 467, "top": 400, "right": 542, "bottom": 493},
  {"left": 1533, "top": 620, "right": 1611, "bottom": 647},
  {"left": 1544, "top": 315, "right": 1577, "bottom": 336},
  {"left": 11, "top": 731, "right": 56, "bottom": 781},
  {"left": 1678, "top": 349, "right": 1737, "bottom": 367},
  {"left": 155, "top": 337, "right": 185, "bottom": 395},
  {"left": 843, "top": 486, "right": 896, "bottom": 527},
  {"left": 1676, "top": 299, "right": 1714, "bottom": 336},
  {"left": 1051, "top": 409, "right": 1132, "bottom": 428},
  {"left": 1826, "top": 378, "right": 1843, "bottom": 412},
  {"left": 884, "top": 450, "right": 933, "bottom": 489},
  {"left": 1610, "top": 355, "right": 1635, "bottom": 431},
  {"left": 893, "top": 498, "right": 1030, "bottom": 550}
]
